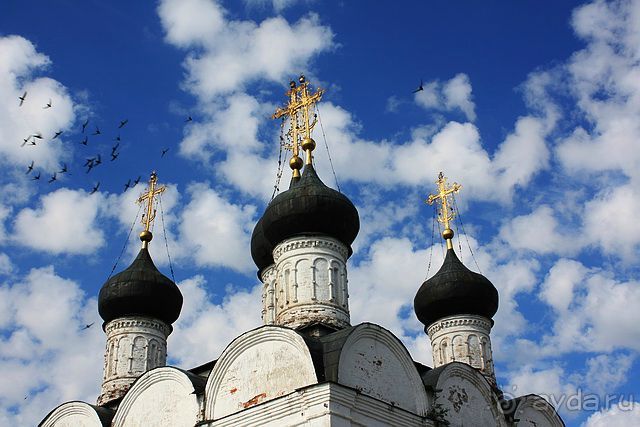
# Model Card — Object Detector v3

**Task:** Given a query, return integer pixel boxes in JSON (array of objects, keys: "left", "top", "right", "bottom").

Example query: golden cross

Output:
[
  {"left": 272, "top": 75, "right": 324, "bottom": 174},
  {"left": 137, "top": 171, "right": 166, "bottom": 247},
  {"left": 426, "top": 172, "right": 462, "bottom": 249}
]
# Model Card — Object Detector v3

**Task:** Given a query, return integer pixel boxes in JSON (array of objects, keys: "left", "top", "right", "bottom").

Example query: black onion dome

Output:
[
  {"left": 414, "top": 248, "right": 498, "bottom": 327},
  {"left": 250, "top": 216, "right": 274, "bottom": 274},
  {"left": 99, "top": 247, "right": 183, "bottom": 325},
  {"left": 251, "top": 164, "right": 360, "bottom": 273}
]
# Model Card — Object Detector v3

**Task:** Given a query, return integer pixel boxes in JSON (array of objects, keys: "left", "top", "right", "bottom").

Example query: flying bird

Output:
[
  {"left": 26, "top": 161, "right": 34, "bottom": 174},
  {"left": 80, "top": 136, "right": 88, "bottom": 146},
  {"left": 94, "top": 154, "right": 102, "bottom": 165},
  {"left": 114, "top": 135, "right": 121, "bottom": 142},
  {"left": 123, "top": 179, "right": 131, "bottom": 192},
  {"left": 43, "top": 99, "right": 52, "bottom": 109},
  {"left": 32, "top": 172, "right": 41, "bottom": 180},
  {"left": 111, "top": 152, "right": 119, "bottom": 161},
  {"left": 111, "top": 142, "right": 120, "bottom": 153},
  {"left": 185, "top": 115, "right": 193, "bottom": 122},
  {"left": 412, "top": 79, "right": 424, "bottom": 93},
  {"left": 92, "top": 126, "right": 101, "bottom": 135},
  {"left": 81, "top": 322, "right": 95, "bottom": 330},
  {"left": 53, "top": 130, "right": 63, "bottom": 139},
  {"left": 82, "top": 119, "right": 89, "bottom": 133},
  {"left": 48, "top": 173, "right": 57, "bottom": 183},
  {"left": 32, "top": 133, "right": 43, "bottom": 140},
  {"left": 133, "top": 175, "right": 141, "bottom": 186},
  {"left": 118, "top": 119, "right": 128, "bottom": 128},
  {"left": 161, "top": 148, "right": 169, "bottom": 158},
  {"left": 90, "top": 182, "right": 100, "bottom": 194},
  {"left": 18, "top": 91, "right": 27, "bottom": 106},
  {"left": 59, "top": 163, "right": 68, "bottom": 174},
  {"left": 21, "top": 137, "right": 30, "bottom": 147}
]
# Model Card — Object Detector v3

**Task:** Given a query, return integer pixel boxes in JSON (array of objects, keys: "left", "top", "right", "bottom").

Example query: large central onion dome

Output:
[
  {"left": 414, "top": 248, "right": 498, "bottom": 327},
  {"left": 251, "top": 164, "right": 360, "bottom": 274},
  {"left": 98, "top": 247, "right": 183, "bottom": 325}
]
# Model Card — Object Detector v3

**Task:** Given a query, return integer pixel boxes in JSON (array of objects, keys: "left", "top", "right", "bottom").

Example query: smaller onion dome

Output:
[
  {"left": 251, "top": 164, "right": 360, "bottom": 274},
  {"left": 414, "top": 248, "right": 498, "bottom": 327},
  {"left": 98, "top": 247, "right": 183, "bottom": 325}
]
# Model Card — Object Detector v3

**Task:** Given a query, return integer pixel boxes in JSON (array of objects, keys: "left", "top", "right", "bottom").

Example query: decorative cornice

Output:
[
  {"left": 427, "top": 315, "right": 492, "bottom": 337},
  {"left": 105, "top": 317, "right": 172, "bottom": 336},
  {"left": 273, "top": 236, "right": 348, "bottom": 262}
]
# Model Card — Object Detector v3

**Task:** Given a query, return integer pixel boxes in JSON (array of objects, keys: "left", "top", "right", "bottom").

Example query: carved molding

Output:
[
  {"left": 427, "top": 315, "right": 492, "bottom": 337},
  {"left": 273, "top": 236, "right": 348, "bottom": 262},
  {"left": 105, "top": 317, "right": 172, "bottom": 336}
]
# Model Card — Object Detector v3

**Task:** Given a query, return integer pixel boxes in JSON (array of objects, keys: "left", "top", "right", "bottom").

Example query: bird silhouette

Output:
[
  {"left": 90, "top": 182, "right": 100, "bottom": 194},
  {"left": 32, "top": 133, "right": 43, "bottom": 140},
  {"left": 161, "top": 148, "right": 169, "bottom": 158},
  {"left": 21, "top": 137, "right": 30, "bottom": 147},
  {"left": 114, "top": 135, "right": 121, "bottom": 142},
  {"left": 133, "top": 176, "right": 141, "bottom": 186},
  {"left": 43, "top": 99, "right": 52, "bottom": 109},
  {"left": 412, "top": 79, "right": 424, "bottom": 93},
  {"left": 59, "top": 163, "right": 68, "bottom": 174},
  {"left": 82, "top": 119, "right": 89, "bottom": 133},
  {"left": 118, "top": 119, "right": 128, "bottom": 129},
  {"left": 18, "top": 91, "right": 27, "bottom": 106},
  {"left": 123, "top": 179, "right": 131, "bottom": 192},
  {"left": 80, "top": 136, "right": 88, "bottom": 146},
  {"left": 185, "top": 116, "right": 193, "bottom": 122},
  {"left": 111, "top": 142, "right": 120, "bottom": 153},
  {"left": 94, "top": 154, "right": 102, "bottom": 165},
  {"left": 92, "top": 126, "right": 101, "bottom": 135},
  {"left": 26, "top": 161, "right": 34, "bottom": 174},
  {"left": 53, "top": 130, "right": 63, "bottom": 139},
  {"left": 28, "top": 139, "right": 37, "bottom": 146},
  {"left": 33, "top": 172, "right": 41, "bottom": 180},
  {"left": 111, "top": 152, "right": 119, "bottom": 161},
  {"left": 48, "top": 173, "right": 57, "bottom": 183},
  {"left": 81, "top": 322, "right": 95, "bottom": 330}
]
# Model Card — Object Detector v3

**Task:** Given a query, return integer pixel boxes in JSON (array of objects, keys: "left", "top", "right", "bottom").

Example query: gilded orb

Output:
[
  {"left": 301, "top": 137, "right": 316, "bottom": 152},
  {"left": 140, "top": 230, "right": 153, "bottom": 242},
  {"left": 289, "top": 155, "right": 303, "bottom": 170},
  {"left": 442, "top": 228, "right": 454, "bottom": 240}
]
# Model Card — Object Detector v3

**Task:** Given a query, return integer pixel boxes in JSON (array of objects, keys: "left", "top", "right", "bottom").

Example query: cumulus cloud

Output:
[
  {"left": 159, "top": 0, "right": 333, "bottom": 98},
  {"left": 583, "top": 401, "right": 640, "bottom": 427},
  {"left": 12, "top": 189, "right": 105, "bottom": 255},
  {"left": 504, "top": 206, "right": 578, "bottom": 256},
  {"left": 177, "top": 183, "right": 257, "bottom": 273},
  {"left": 169, "top": 275, "right": 262, "bottom": 368},
  {"left": 414, "top": 73, "right": 476, "bottom": 121},
  {"left": 0, "top": 35, "right": 76, "bottom": 172},
  {"left": 0, "top": 266, "right": 103, "bottom": 426}
]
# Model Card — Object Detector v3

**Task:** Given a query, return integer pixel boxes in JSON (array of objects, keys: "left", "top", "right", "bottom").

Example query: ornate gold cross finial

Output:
[
  {"left": 272, "top": 75, "right": 324, "bottom": 177},
  {"left": 426, "top": 172, "right": 462, "bottom": 250},
  {"left": 137, "top": 171, "right": 166, "bottom": 248}
]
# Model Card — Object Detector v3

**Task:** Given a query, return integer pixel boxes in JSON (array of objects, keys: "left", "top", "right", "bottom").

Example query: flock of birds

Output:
[{"left": 16, "top": 91, "right": 191, "bottom": 195}]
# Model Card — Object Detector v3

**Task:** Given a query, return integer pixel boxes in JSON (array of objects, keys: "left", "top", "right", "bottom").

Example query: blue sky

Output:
[{"left": 1, "top": 1, "right": 639, "bottom": 425}]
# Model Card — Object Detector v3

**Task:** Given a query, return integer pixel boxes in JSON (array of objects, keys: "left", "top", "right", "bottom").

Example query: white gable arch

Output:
[
  {"left": 204, "top": 326, "right": 318, "bottom": 420},
  {"left": 112, "top": 367, "right": 201, "bottom": 427},
  {"left": 337, "top": 323, "right": 429, "bottom": 416},
  {"left": 40, "top": 401, "right": 110, "bottom": 427}
]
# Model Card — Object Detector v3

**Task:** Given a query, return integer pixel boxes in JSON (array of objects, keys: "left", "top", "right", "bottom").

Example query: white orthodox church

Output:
[{"left": 40, "top": 77, "right": 564, "bottom": 427}]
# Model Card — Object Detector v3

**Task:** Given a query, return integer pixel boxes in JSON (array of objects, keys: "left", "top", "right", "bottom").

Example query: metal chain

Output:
[
  {"left": 107, "top": 202, "right": 142, "bottom": 280},
  {"left": 158, "top": 195, "right": 176, "bottom": 283},
  {"left": 452, "top": 193, "right": 482, "bottom": 274},
  {"left": 271, "top": 119, "right": 286, "bottom": 200},
  {"left": 315, "top": 105, "right": 341, "bottom": 192}
]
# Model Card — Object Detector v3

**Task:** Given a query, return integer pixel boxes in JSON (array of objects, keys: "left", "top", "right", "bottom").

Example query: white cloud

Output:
[
  {"left": 169, "top": 275, "right": 262, "bottom": 368},
  {"left": 583, "top": 353, "right": 634, "bottom": 396},
  {"left": 243, "top": 0, "right": 299, "bottom": 13},
  {"left": 414, "top": 73, "right": 476, "bottom": 121},
  {"left": 0, "top": 35, "right": 76, "bottom": 172},
  {"left": 0, "top": 266, "right": 103, "bottom": 426},
  {"left": 583, "top": 401, "right": 640, "bottom": 427},
  {"left": 12, "top": 188, "right": 105, "bottom": 255},
  {"left": 177, "top": 183, "right": 257, "bottom": 272},
  {"left": 159, "top": 0, "right": 334, "bottom": 98},
  {"left": 504, "top": 206, "right": 578, "bottom": 256}
]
